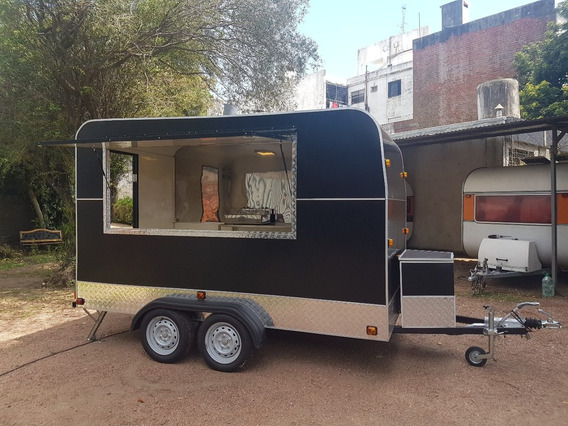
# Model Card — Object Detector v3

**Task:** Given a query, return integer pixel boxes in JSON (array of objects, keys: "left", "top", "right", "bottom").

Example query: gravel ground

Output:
[{"left": 1, "top": 259, "right": 567, "bottom": 425}]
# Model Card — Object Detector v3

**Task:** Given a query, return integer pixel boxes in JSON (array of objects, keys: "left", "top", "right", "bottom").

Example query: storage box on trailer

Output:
[{"left": 399, "top": 250, "right": 455, "bottom": 328}]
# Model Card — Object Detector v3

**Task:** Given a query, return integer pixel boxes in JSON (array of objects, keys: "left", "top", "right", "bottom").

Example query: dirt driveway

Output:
[{"left": 1, "top": 259, "right": 567, "bottom": 425}]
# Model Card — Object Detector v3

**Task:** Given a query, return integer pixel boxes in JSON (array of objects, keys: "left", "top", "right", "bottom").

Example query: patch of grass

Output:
[
  {"left": 27, "top": 252, "right": 58, "bottom": 264},
  {"left": 0, "top": 251, "right": 57, "bottom": 270},
  {"left": 0, "top": 258, "right": 25, "bottom": 271}
]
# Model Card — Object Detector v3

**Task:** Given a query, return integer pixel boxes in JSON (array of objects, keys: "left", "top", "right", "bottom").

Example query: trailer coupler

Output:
[{"left": 465, "top": 301, "right": 561, "bottom": 367}]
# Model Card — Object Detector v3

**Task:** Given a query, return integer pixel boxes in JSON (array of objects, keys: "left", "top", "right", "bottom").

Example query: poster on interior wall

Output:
[{"left": 201, "top": 166, "right": 220, "bottom": 222}]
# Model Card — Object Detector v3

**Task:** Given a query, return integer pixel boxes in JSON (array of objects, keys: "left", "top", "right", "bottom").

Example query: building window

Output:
[
  {"left": 351, "top": 89, "right": 365, "bottom": 104},
  {"left": 370, "top": 85, "right": 378, "bottom": 93},
  {"left": 388, "top": 80, "right": 401, "bottom": 98}
]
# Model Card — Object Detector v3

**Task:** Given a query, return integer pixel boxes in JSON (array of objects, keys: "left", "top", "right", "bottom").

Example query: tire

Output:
[
  {"left": 465, "top": 346, "right": 488, "bottom": 367},
  {"left": 141, "top": 309, "right": 194, "bottom": 363},
  {"left": 197, "top": 314, "right": 253, "bottom": 372}
]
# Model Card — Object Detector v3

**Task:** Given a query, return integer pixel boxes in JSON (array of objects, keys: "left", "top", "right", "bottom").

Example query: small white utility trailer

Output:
[{"left": 44, "top": 109, "right": 560, "bottom": 371}]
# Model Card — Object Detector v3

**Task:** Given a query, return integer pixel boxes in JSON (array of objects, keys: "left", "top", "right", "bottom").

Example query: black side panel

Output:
[
  {"left": 77, "top": 200, "right": 387, "bottom": 305},
  {"left": 76, "top": 148, "right": 104, "bottom": 199},
  {"left": 401, "top": 262, "right": 454, "bottom": 296},
  {"left": 296, "top": 111, "right": 385, "bottom": 199}
]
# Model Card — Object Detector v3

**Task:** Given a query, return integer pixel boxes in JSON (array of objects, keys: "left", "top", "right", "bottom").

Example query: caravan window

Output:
[
  {"left": 104, "top": 132, "right": 297, "bottom": 239},
  {"left": 475, "top": 194, "right": 550, "bottom": 224}
]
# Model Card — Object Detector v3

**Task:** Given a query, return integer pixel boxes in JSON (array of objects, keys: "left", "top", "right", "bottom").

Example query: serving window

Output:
[{"left": 104, "top": 132, "right": 297, "bottom": 239}]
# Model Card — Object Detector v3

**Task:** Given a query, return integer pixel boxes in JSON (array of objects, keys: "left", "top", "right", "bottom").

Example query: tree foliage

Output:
[
  {"left": 0, "top": 0, "right": 318, "bottom": 238},
  {"left": 515, "top": 2, "right": 568, "bottom": 119}
]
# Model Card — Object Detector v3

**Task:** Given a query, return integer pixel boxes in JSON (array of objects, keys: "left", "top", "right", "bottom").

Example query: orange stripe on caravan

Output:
[
  {"left": 463, "top": 194, "right": 474, "bottom": 221},
  {"left": 559, "top": 193, "right": 568, "bottom": 224}
]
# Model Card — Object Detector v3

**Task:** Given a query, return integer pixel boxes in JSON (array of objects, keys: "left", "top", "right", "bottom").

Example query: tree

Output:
[
  {"left": 515, "top": 2, "right": 568, "bottom": 119},
  {"left": 0, "top": 0, "right": 318, "bottom": 238}
]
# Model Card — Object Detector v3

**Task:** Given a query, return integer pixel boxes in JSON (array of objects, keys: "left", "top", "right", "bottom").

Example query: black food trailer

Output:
[{"left": 45, "top": 109, "right": 560, "bottom": 371}]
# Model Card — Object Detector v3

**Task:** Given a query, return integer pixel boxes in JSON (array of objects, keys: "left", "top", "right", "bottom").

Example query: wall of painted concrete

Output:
[
  {"left": 295, "top": 70, "right": 327, "bottom": 110},
  {"left": 398, "top": 136, "right": 505, "bottom": 253},
  {"left": 356, "top": 27, "right": 429, "bottom": 75},
  {"left": 347, "top": 62, "right": 414, "bottom": 131}
]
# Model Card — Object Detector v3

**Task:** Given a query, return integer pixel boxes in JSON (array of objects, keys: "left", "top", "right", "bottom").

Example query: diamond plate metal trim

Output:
[
  {"left": 78, "top": 281, "right": 391, "bottom": 341},
  {"left": 401, "top": 296, "right": 456, "bottom": 327}
]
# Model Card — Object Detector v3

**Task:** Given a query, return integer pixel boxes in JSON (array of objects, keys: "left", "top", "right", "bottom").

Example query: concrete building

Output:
[
  {"left": 295, "top": 70, "right": 347, "bottom": 111},
  {"left": 396, "top": 0, "right": 560, "bottom": 132},
  {"left": 347, "top": 27, "right": 428, "bottom": 133},
  {"left": 300, "top": 1, "right": 559, "bottom": 133}
]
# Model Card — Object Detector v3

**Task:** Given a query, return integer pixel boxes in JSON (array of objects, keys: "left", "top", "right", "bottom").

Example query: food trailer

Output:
[{"left": 45, "top": 109, "right": 560, "bottom": 371}]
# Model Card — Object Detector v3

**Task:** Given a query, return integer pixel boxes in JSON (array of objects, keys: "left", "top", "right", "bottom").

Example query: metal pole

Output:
[{"left": 550, "top": 128, "right": 558, "bottom": 295}]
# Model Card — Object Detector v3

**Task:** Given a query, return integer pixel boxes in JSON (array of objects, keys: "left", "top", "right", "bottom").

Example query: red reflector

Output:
[
  {"left": 76, "top": 298, "right": 85, "bottom": 305},
  {"left": 197, "top": 291, "right": 206, "bottom": 300}
]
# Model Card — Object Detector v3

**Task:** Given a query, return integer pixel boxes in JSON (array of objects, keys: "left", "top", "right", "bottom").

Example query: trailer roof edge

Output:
[{"left": 38, "top": 127, "right": 298, "bottom": 148}]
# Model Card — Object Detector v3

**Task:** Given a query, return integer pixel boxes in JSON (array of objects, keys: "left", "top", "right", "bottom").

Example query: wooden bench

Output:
[{"left": 19, "top": 229, "right": 63, "bottom": 246}]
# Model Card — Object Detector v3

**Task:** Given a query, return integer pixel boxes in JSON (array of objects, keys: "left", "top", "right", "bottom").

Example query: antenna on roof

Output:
[{"left": 401, "top": 4, "right": 407, "bottom": 33}]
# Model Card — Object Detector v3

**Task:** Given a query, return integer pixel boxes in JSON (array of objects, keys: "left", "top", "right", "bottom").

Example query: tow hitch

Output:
[{"left": 465, "top": 301, "right": 562, "bottom": 367}]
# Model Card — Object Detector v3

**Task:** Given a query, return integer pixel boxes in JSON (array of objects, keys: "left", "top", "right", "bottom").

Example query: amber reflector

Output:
[
  {"left": 366, "top": 326, "right": 378, "bottom": 336},
  {"left": 463, "top": 194, "right": 474, "bottom": 221}
]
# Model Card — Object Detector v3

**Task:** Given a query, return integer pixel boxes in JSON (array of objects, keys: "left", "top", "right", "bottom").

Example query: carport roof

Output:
[{"left": 392, "top": 115, "right": 568, "bottom": 146}]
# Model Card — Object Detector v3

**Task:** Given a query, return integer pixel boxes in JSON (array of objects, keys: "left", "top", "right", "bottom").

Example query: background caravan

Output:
[{"left": 462, "top": 163, "right": 568, "bottom": 270}]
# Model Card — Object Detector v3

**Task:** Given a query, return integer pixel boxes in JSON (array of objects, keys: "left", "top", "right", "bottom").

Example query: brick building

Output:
[{"left": 395, "top": 0, "right": 559, "bottom": 132}]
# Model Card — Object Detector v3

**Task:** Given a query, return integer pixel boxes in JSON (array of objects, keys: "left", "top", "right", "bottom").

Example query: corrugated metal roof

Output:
[{"left": 392, "top": 115, "right": 568, "bottom": 146}]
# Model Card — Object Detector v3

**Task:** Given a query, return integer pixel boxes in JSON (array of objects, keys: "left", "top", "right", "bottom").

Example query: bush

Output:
[
  {"left": 0, "top": 243, "right": 20, "bottom": 260},
  {"left": 112, "top": 197, "right": 133, "bottom": 225}
]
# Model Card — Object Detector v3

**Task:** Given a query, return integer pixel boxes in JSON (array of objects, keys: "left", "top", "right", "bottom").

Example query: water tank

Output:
[{"left": 477, "top": 78, "right": 520, "bottom": 119}]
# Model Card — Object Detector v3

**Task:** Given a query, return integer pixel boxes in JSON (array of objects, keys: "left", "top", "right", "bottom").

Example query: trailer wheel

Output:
[
  {"left": 141, "top": 309, "right": 194, "bottom": 363},
  {"left": 198, "top": 314, "right": 252, "bottom": 372},
  {"left": 465, "top": 346, "right": 488, "bottom": 367}
]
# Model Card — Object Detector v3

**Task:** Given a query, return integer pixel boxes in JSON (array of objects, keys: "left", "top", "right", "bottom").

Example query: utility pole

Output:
[{"left": 364, "top": 66, "right": 370, "bottom": 112}]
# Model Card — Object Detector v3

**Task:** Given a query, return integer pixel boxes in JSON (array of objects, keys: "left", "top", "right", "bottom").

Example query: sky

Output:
[{"left": 298, "top": 0, "right": 544, "bottom": 81}]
